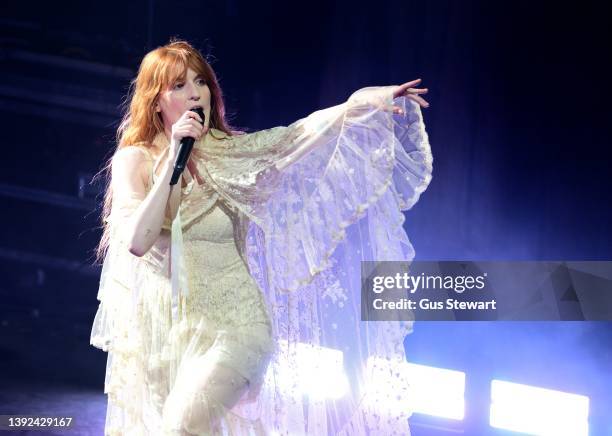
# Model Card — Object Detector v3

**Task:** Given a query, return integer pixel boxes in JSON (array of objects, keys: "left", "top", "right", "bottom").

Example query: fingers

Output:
[
  {"left": 186, "top": 110, "right": 204, "bottom": 124},
  {"left": 180, "top": 120, "right": 204, "bottom": 137},
  {"left": 171, "top": 114, "right": 205, "bottom": 145},
  {"left": 393, "top": 78, "right": 431, "bottom": 102},
  {"left": 181, "top": 111, "right": 205, "bottom": 131},
  {"left": 392, "top": 78, "right": 430, "bottom": 108},
  {"left": 393, "top": 78, "right": 421, "bottom": 97},
  {"left": 175, "top": 124, "right": 203, "bottom": 139},
  {"left": 408, "top": 87, "right": 428, "bottom": 95},
  {"left": 406, "top": 94, "right": 430, "bottom": 108},
  {"left": 184, "top": 110, "right": 207, "bottom": 137},
  {"left": 391, "top": 95, "right": 430, "bottom": 111}
]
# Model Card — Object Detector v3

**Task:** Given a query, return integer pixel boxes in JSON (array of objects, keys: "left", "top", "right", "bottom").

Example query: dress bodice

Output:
[
  {"left": 183, "top": 200, "right": 235, "bottom": 243},
  {"left": 180, "top": 194, "right": 271, "bottom": 332},
  {"left": 182, "top": 198, "right": 245, "bottom": 275}
]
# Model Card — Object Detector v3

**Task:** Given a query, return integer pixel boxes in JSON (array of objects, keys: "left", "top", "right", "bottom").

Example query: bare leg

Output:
[
  {"left": 162, "top": 350, "right": 249, "bottom": 435},
  {"left": 182, "top": 357, "right": 249, "bottom": 434}
]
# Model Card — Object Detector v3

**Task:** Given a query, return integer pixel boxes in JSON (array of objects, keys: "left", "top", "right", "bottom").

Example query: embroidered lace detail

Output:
[{"left": 91, "top": 85, "right": 432, "bottom": 435}]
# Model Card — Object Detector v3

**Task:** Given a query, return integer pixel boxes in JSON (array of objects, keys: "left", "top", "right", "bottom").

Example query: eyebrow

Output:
[{"left": 172, "top": 74, "right": 205, "bottom": 85}]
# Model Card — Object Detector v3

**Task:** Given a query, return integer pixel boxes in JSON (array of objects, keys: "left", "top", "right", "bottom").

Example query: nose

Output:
[{"left": 186, "top": 82, "right": 200, "bottom": 101}]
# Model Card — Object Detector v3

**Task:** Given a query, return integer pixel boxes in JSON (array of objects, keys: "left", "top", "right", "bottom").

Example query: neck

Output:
[
  {"left": 149, "top": 131, "right": 170, "bottom": 158},
  {"left": 163, "top": 127, "right": 172, "bottom": 145}
]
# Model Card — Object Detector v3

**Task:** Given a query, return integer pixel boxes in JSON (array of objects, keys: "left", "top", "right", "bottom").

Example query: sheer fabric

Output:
[{"left": 91, "top": 86, "right": 433, "bottom": 435}]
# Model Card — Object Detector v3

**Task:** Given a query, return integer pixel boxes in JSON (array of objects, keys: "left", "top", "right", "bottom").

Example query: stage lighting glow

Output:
[
  {"left": 490, "top": 380, "right": 590, "bottom": 436},
  {"left": 270, "top": 340, "right": 349, "bottom": 400},
  {"left": 365, "top": 357, "right": 465, "bottom": 420}
]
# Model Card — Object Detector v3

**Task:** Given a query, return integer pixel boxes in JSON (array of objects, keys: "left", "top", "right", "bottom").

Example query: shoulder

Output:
[
  {"left": 113, "top": 144, "right": 153, "bottom": 163},
  {"left": 111, "top": 144, "right": 154, "bottom": 185}
]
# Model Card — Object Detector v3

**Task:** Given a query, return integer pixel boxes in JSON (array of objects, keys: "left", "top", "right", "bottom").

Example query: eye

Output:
[
  {"left": 173, "top": 82, "right": 184, "bottom": 90},
  {"left": 196, "top": 78, "right": 207, "bottom": 86}
]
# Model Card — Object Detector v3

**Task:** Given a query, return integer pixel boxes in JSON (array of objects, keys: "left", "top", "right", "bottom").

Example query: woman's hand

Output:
[
  {"left": 168, "top": 110, "right": 206, "bottom": 161},
  {"left": 392, "top": 79, "right": 430, "bottom": 113}
]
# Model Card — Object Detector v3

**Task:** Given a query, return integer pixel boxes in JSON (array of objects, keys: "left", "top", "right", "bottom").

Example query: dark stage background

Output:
[{"left": 1, "top": 1, "right": 611, "bottom": 435}]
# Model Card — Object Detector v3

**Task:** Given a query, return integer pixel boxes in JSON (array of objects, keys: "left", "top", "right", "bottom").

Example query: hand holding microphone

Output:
[{"left": 169, "top": 107, "right": 205, "bottom": 186}]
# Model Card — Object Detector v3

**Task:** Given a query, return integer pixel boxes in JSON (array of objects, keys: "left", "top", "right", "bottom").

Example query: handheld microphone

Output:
[{"left": 170, "top": 107, "right": 205, "bottom": 186}]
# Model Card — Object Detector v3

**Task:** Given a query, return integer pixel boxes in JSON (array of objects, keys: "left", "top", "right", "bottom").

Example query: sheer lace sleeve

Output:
[
  {"left": 92, "top": 85, "right": 434, "bottom": 434},
  {"left": 223, "top": 86, "right": 434, "bottom": 434},
  {"left": 199, "top": 86, "right": 433, "bottom": 293}
]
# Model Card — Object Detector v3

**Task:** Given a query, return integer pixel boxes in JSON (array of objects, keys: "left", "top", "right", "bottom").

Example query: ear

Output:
[{"left": 155, "top": 104, "right": 161, "bottom": 113}]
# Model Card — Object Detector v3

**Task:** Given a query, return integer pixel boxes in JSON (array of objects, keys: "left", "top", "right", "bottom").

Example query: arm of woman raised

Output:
[{"left": 111, "top": 147, "right": 179, "bottom": 257}]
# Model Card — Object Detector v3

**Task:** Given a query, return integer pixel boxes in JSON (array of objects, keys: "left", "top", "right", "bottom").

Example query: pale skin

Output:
[
  {"left": 392, "top": 78, "right": 429, "bottom": 110},
  {"left": 114, "top": 68, "right": 430, "bottom": 257},
  {"left": 115, "top": 68, "right": 210, "bottom": 257}
]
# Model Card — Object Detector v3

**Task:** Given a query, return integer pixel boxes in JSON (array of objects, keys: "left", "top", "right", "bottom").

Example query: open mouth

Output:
[{"left": 190, "top": 105, "right": 203, "bottom": 111}]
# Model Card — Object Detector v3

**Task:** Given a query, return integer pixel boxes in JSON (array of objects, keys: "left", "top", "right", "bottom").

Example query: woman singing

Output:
[{"left": 91, "top": 39, "right": 432, "bottom": 435}]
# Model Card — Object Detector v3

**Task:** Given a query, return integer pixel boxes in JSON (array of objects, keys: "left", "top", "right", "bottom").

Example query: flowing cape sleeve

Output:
[
  {"left": 197, "top": 86, "right": 433, "bottom": 434},
  {"left": 91, "top": 85, "right": 434, "bottom": 435},
  {"left": 201, "top": 86, "right": 433, "bottom": 292}
]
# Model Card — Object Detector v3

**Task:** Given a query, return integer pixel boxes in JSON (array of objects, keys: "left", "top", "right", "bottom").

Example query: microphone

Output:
[{"left": 170, "top": 107, "right": 205, "bottom": 186}]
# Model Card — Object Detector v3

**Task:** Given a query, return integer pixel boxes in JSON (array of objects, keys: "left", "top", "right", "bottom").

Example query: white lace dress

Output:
[{"left": 91, "top": 86, "right": 433, "bottom": 435}]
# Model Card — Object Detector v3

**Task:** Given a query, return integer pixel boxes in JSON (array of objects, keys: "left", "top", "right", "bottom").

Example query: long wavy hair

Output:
[{"left": 94, "top": 39, "right": 233, "bottom": 263}]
